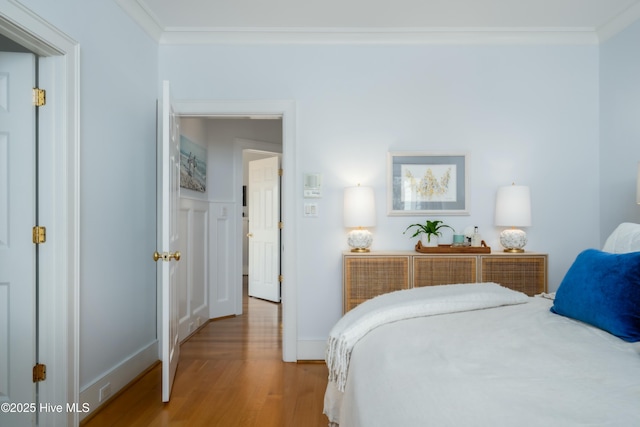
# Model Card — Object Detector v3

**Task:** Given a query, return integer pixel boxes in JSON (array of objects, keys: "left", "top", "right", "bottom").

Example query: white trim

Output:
[
  {"left": 79, "top": 341, "right": 158, "bottom": 422},
  {"left": 114, "top": 0, "right": 163, "bottom": 41},
  {"left": 175, "top": 100, "right": 297, "bottom": 362},
  {"left": 597, "top": 2, "right": 640, "bottom": 42},
  {"left": 114, "top": 0, "right": 640, "bottom": 46},
  {"left": 159, "top": 27, "right": 600, "bottom": 45},
  {"left": 0, "top": 0, "right": 64, "bottom": 55},
  {"left": 297, "top": 340, "right": 326, "bottom": 361},
  {"left": 0, "top": 2, "right": 80, "bottom": 426}
]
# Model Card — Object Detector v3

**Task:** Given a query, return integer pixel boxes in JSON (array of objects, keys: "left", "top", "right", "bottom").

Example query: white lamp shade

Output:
[
  {"left": 344, "top": 186, "right": 376, "bottom": 228},
  {"left": 495, "top": 185, "right": 531, "bottom": 227}
]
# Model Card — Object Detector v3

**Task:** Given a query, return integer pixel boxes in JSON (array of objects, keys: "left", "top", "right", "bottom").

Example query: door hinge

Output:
[
  {"left": 278, "top": 275, "right": 284, "bottom": 283},
  {"left": 33, "top": 363, "right": 47, "bottom": 383},
  {"left": 33, "top": 88, "right": 46, "bottom": 107},
  {"left": 278, "top": 168, "right": 283, "bottom": 177},
  {"left": 32, "top": 226, "right": 46, "bottom": 244},
  {"left": 278, "top": 221, "right": 283, "bottom": 229}
]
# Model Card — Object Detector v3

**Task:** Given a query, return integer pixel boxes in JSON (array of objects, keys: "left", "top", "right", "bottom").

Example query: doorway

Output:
[{"left": 175, "top": 101, "right": 297, "bottom": 362}]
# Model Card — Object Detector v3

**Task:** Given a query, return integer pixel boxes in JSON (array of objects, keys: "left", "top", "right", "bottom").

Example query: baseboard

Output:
[
  {"left": 297, "top": 339, "right": 326, "bottom": 360},
  {"left": 79, "top": 340, "right": 158, "bottom": 421},
  {"left": 180, "top": 318, "right": 211, "bottom": 344}
]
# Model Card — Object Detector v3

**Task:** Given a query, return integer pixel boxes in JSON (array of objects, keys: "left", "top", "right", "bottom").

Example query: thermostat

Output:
[{"left": 304, "top": 173, "right": 322, "bottom": 198}]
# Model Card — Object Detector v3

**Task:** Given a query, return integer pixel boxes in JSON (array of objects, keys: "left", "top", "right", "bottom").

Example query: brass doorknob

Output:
[
  {"left": 247, "top": 233, "right": 253, "bottom": 238},
  {"left": 153, "top": 251, "right": 181, "bottom": 262}
]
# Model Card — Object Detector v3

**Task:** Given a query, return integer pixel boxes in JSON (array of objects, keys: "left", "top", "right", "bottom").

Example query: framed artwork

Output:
[
  {"left": 180, "top": 134, "right": 207, "bottom": 192},
  {"left": 387, "top": 152, "right": 469, "bottom": 216}
]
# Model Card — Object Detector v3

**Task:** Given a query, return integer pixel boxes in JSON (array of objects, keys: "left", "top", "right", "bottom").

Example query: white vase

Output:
[{"left": 421, "top": 234, "right": 438, "bottom": 247}]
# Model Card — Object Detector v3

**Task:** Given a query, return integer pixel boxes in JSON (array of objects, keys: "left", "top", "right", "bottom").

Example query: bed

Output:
[{"left": 324, "top": 223, "right": 640, "bottom": 426}]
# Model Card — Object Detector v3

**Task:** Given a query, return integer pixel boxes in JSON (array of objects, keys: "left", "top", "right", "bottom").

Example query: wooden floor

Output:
[{"left": 82, "top": 279, "right": 329, "bottom": 427}]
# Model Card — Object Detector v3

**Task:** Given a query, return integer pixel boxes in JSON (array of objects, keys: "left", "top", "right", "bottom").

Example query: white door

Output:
[
  {"left": 156, "top": 81, "right": 181, "bottom": 402},
  {"left": 247, "top": 156, "right": 281, "bottom": 302},
  {"left": 0, "top": 52, "right": 37, "bottom": 426}
]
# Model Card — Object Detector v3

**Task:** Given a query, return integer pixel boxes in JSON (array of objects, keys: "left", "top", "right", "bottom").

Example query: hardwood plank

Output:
[{"left": 82, "top": 279, "right": 329, "bottom": 427}]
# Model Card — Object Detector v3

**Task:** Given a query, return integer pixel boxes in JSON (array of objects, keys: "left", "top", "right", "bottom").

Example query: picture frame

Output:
[
  {"left": 387, "top": 152, "right": 469, "bottom": 216},
  {"left": 180, "top": 134, "right": 207, "bottom": 193}
]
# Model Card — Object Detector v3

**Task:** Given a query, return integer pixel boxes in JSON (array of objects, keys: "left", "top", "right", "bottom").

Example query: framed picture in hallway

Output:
[
  {"left": 180, "top": 135, "right": 207, "bottom": 192},
  {"left": 387, "top": 152, "right": 469, "bottom": 216}
]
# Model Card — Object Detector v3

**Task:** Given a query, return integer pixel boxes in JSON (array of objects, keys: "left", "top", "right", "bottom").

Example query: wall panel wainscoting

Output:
[{"left": 178, "top": 198, "right": 210, "bottom": 341}]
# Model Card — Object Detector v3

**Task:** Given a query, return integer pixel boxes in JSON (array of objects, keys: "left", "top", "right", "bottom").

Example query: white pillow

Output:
[{"left": 602, "top": 222, "right": 640, "bottom": 253}]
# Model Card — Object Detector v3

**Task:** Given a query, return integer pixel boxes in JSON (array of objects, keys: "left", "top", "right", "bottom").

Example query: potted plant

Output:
[{"left": 403, "top": 220, "right": 454, "bottom": 247}]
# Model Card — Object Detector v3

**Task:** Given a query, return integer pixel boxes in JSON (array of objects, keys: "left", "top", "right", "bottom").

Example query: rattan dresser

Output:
[{"left": 343, "top": 251, "right": 547, "bottom": 313}]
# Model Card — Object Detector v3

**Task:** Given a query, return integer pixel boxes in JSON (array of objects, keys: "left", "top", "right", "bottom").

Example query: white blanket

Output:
[
  {"left": 325, "top": 283, "right": 529, "bottom": 392},
  {"left": 325, "top": 296, "right": 640, "bottom": 426},
  {"left": 602, "top": 222, "right": 640, "bottom": 253}
]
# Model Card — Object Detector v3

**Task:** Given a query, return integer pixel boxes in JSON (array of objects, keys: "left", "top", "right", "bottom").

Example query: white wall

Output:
[
  {"left": 21, "top": 0, "right": 160, "bottom": 416},
  {"left": 600, "top": 19, "right": 640, "bottom": 241},
  {"left": 160, "top": 43, "right": 600, "bottom": 348}
]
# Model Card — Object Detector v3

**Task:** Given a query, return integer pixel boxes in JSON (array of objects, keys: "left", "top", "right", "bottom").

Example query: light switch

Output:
[{"left": 304, "top": 202, "right": 318, "bottom": 217}]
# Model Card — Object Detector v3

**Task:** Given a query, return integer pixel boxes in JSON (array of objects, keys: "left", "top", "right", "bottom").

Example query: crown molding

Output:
[
  {"left": 597, "top": 1, "right": 640, "bottom": 42},
  {"left": 115, "top": 0, "right": 163, "bottom": 41},
  {"left": 116, "top": 0, "right": 640, "bottom": 46},
  {"left": 158, "top": 27, "right": 599, "bottom": 45}
]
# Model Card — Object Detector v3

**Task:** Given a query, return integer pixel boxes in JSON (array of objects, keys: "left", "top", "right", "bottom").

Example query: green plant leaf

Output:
[{"left": 403, "top": 219, "right": 454, "bottom": 239}]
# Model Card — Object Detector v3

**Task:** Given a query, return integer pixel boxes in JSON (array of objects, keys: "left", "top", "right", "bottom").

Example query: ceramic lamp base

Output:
[
  {"left": 500, "top": 228, "right": 527, "bottom": 253},
  {"left": 348, "top": 229, "right": 373, "bottom": 252}
]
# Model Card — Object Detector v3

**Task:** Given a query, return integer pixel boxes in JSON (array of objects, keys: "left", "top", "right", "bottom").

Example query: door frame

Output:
[
  {"left": 0, "top": 3, "right": 81, "bottom": 426},
  {"left": 175, "top": 100, "right": 297, "bottom": 362}
]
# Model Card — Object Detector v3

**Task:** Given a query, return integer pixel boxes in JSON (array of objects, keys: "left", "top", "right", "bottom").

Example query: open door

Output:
[
  {"left": 155, "top": 80, "right": 181, "bottom": 402},
  {"left": 0, "top": 51, "right": 37, "bottom": 427},
  {"left": 247, "top": 156, "right": 281, "bottom": 302}
]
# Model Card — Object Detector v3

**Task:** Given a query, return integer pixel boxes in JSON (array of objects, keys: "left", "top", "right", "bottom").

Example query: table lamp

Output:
[
  {"left": 344, "top": 185, "right": 376, "bottom": 252},
  {"left": 495, "top": 184, "right": 531, "bottom": 253}
]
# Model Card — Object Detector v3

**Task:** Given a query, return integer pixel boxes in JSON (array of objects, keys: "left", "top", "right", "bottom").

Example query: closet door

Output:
[{"left": 0, "top": 51, "right": 37, "bottom": 427}]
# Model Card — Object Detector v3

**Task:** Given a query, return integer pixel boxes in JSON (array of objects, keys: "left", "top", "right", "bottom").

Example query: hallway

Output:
[{"left": 82, "top": 278, "right": 329, "bottom": 426}]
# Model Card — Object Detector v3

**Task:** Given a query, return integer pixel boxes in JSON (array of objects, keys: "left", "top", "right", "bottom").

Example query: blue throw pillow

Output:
[{"left": 551, "top": 248, "right": 640, "bottom": 342}]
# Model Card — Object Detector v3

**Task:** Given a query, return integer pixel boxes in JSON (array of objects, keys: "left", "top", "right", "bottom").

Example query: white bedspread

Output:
[
  {"left": 325, "top": 283, "right": 529, "bottom": 393},
  {"left": 324, "top": 295, "right": 640, "bottom": 426}
]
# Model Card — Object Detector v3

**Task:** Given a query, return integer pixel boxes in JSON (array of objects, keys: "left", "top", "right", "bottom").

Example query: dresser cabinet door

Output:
[
  {"left": 481, "top": 255, "right": 547, "bottom": 296},
  {"left": 413, "top": 256, "right": 477, "bottom": 287},
  {"left": 343, "top": 256, "right": 410, "bottom": 313}
]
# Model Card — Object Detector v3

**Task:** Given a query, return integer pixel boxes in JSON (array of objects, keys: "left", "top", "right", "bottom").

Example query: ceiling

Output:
[{"left": 116, "top": 0, "right": 640, "bottom": 44}]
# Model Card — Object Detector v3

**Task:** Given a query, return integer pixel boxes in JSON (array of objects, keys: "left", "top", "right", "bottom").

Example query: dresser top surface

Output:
[{"left": 343, "top": 250, "right": 547, "bottom": 257}]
